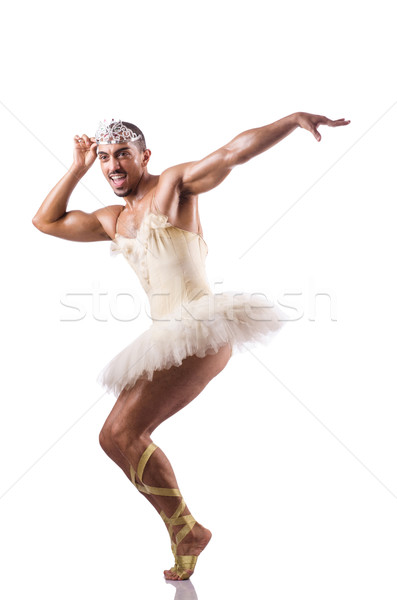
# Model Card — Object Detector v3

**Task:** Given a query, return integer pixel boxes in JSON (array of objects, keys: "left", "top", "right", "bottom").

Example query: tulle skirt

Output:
[{"left": 96, "top": 291, "right": 288, "bottom": 397}]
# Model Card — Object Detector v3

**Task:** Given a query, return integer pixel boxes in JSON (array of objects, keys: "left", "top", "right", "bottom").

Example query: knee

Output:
[
  {"left": 98, "top": 420, "right": 124, "bottom": 451},
  {"left": 98, "top": 426, "right": 113, "bottom": 454},
  {"left": 98, "top": 420, "right": 126, "bottom": 453},
  {"left": 107, "top": 419, "right": 146, "bottom": 454}
]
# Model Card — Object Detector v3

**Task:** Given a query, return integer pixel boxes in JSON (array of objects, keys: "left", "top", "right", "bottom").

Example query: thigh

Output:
[{"left": 109, "top": 342, "right": 232, "bottom": 436}]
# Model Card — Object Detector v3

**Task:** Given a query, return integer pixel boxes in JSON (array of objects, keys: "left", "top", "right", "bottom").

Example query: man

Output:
[{"left": 33, "top": 112, "right": 350, "bottom": 580}]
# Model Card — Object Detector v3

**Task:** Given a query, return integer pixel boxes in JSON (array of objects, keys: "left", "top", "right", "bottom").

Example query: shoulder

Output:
[
  {"left": 156, "top": 169, "right": 201, "bottom": 231},
  {"left": 155, "top": 166, "right": 198, "bottom": 214},
  {"left": 94, "top": 204, "right": 124, "bottom": 239},
  {"left": 158, "top": 164, "right": 198, "bottom": 206},
  {"left": 159, "top": 162, "right": 195, "bottom": 188}
]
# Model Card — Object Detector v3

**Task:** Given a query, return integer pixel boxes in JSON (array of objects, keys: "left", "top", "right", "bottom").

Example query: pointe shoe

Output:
[{"left": 130, "top": 442, "right": 199, "bottom": 580}]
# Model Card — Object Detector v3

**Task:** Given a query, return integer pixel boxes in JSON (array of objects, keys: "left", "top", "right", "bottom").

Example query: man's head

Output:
[{"left": 95, "top": 120, "right": 151, "bottom": 198}]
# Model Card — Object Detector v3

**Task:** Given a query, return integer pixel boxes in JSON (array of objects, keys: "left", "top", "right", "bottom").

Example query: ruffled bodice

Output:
[{"left": 110, "top": 210, "right": 212, "bottom": 320}]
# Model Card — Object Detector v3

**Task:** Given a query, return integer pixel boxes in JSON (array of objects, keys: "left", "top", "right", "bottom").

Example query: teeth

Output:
[{"left": 111, "top": 175, "right": 126, "bottom": 180}]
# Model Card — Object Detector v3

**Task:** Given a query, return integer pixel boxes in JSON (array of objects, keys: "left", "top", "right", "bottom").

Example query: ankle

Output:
[{"left": 172, "top": 521, "right": 206, "bottom": 545}]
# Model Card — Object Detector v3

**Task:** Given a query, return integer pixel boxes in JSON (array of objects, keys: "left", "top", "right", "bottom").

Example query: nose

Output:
[{"left": 108, "top": 155, "right": 122, "bottom": 173}]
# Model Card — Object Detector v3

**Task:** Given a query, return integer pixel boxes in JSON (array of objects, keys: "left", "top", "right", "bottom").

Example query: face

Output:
[{"left": 97, "top": 142, "right": 151, "bottom": 198}]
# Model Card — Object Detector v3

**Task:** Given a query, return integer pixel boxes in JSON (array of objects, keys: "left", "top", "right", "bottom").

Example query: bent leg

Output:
[
  {"left": 99, "top": 423, "right": 164, "bottom": 516},
  {"left": 100, "top": 342, "right": 232, "bottom": 579}
]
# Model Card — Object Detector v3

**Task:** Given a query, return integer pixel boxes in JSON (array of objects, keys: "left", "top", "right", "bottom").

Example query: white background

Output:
[{"left": 1, "top": 1, "right": 396, "bottom": 599}]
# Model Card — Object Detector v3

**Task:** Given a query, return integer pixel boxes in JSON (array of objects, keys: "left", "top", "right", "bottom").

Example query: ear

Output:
[{"left": 142, "top": 148, "right": 151, "bottom": 165}]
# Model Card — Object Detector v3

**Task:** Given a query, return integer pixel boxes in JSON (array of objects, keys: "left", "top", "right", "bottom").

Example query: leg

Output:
[
  {"left": 128, "top": 439, "right": 211, "bottom": 580},
  {"left": 99, "top": 342, "right": 232, "bottom": 579},
  {"left": 99, "top": 410, "right": 163, "bottom": 515},
  {"left": 99, "top": 392, "right": 201, "bottom": 544}
]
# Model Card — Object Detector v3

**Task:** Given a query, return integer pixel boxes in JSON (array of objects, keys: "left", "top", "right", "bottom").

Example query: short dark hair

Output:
[{"left": 121, "top": 121, "right": 146, "bottom": 153}]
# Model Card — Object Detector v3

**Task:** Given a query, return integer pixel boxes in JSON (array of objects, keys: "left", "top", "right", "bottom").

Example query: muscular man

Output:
[{"left": 33, "top": 112, "right": 350, "bottom": 580}]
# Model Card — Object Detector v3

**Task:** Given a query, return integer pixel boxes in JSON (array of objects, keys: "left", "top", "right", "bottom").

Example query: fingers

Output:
[
  {"left": 312, "top": 127, "right": 321, "bottom": 142},
  {"left": 313, "top": 116, "right": 351, "bottom": 141},
  {"left": 328, "top": 117, "right": 351, "bottom": 127},
  {"left": 336, "top": 118, "right": 351, "bottom": 126},
  {"left": 74, "top": 133, "right": 98, "bottom": 148},
  {"left": 74, "top": 134, "right": 89, "bottom": 146}
]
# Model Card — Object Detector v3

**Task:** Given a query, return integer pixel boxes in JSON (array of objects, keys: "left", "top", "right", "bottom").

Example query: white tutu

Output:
[{"left": 96, "top": 291, "right": 287, "bottom": 397}]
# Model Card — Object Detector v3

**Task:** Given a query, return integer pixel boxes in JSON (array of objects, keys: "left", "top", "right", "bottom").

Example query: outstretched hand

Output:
[{"left": 296, "top": 112, "right": 351, "bottom": 142}]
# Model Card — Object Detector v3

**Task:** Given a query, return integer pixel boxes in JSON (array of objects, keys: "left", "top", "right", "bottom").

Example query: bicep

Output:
[
  {"left": 169, "top": 146, "right": 236, "bottom": 196},
  {"left": 33, "top": 208, "right": 112, "bottom": 242}
]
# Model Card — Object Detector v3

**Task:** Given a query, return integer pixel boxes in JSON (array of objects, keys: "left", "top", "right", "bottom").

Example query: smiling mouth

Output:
[{"left": 110, "top": 174, "right": 127, "bottom": 188}]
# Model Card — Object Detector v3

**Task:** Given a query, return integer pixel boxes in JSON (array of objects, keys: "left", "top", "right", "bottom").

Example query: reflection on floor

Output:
[{"left": 165, "top": 578, "right": 198, "bottom": 600}]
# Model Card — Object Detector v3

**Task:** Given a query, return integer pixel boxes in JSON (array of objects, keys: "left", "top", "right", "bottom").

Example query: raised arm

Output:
[
  {"left": 171, "top": 112, "right": 351, "bottom": 197},
  {"left": 32, "top": 134, "right": 116, "bottom": 242}
]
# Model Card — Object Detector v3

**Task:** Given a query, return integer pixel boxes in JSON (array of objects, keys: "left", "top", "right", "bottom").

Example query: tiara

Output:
[{"left": 95, "top": 118, "right": 142, "bottom": 145}]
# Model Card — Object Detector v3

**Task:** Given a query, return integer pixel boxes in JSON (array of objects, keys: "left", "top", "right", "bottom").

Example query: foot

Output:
[{"left": 163, "top": 523, "right": 212, "bottom": 580}]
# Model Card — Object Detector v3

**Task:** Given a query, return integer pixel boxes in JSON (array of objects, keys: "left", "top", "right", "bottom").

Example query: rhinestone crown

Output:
[{"left": 95, "top": 118, "right": 142, "bottom": 145}]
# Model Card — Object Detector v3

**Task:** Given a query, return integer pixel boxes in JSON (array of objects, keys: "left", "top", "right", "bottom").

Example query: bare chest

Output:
[
  {"left": 115, "top": 198, "right": 203, "bottom": 239},
  {"left": 116, "top": 207, "right": 150, "bottom": 238}
]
